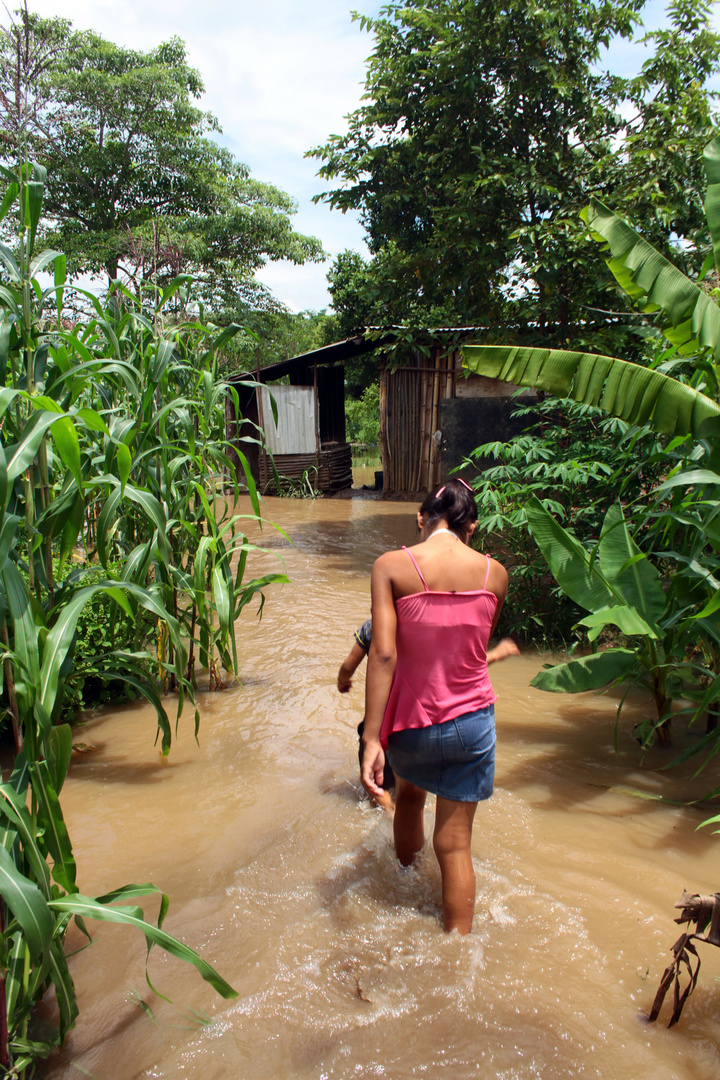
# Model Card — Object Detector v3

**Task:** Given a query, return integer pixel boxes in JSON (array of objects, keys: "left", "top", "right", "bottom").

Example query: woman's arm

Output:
[
  {"left": 361, "top": 554, "right": 397, "bottom": 797},
  {"left": 485, "top": 561, "right": 519, "bottom": 662},
  {"left": 488, "top": 560, "right": 509, "bottom": 639}
]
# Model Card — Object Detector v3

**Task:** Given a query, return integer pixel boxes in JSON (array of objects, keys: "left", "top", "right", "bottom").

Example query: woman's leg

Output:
[
  {"left": 433, "top": 797, "right": 478, "bottom": 934},
  {"left": 393, "top": 776, "right": 427, "bottom": 865}
]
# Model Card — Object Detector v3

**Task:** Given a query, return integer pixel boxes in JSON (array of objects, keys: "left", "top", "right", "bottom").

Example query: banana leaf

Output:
[
  {"left": 525, "top": 496, "right": 614, "bottom": 611},
  {"left": 578, "top": 605, "right": 660, "bottom": 641},
  {"left": 703, "top": 135, "right": 720, "bottom": 272},
  {"left": 531, "top": 648, "right": 637, "bottom": 693},
  {"left": 462, "top": 345, "right": 720, "bottom": 437},
  {"left": 583, "top": 199, "right": 720, "bottom": 360},
  {"left": 597, "top": 503, "right": 666, "bottom": 622}
]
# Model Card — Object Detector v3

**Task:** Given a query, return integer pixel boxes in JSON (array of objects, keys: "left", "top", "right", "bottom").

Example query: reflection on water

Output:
[
  {"left": 42, "top": 496, "right": 720, "bottom": 1080},
  {"left": 351, "top": 464, "right": 381, "bottom": 490}
]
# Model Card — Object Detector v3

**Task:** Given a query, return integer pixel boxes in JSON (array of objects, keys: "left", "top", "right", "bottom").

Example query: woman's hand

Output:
[{"left": 361, "top": 737, "right": 386, "bottom": 799}]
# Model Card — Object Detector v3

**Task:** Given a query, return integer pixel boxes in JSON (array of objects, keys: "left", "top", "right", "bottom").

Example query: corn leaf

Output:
[
  {"left": 48, "top": 936, "right": 79, "bottom": 1040},
  {"left": 4, "top": 562, "right": 40, "bottom": 696},
  {"left": 28, "top": 762, "right": 76, "bottom": 893},
  {"left": 0, "top": 845, "right": 53, "bottom": 963},
  {"left": 49, "top": 416, "right": 82, "bottom": 491},
  {"left": 0, "top": 783, "right": 52, "bottom": 896},
  {"left": 48, "top": 893, "right": 238, "bottom": 1000}
]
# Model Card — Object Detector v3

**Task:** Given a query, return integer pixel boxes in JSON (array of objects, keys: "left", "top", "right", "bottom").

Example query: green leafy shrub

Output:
[
  {"left": 61, "top": 562, "right": 156, "bottom": 717},
  {"left": 466, "top": 396, "right": 667, "bottom": 644},
  {"left": 346, "top": 381, "right": 380, "bottom": 447}
]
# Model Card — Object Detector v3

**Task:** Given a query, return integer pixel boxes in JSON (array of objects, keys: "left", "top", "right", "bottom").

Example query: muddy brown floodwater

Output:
[{"left": 41, "top": 495, "right": 720, "bottom": 1080}]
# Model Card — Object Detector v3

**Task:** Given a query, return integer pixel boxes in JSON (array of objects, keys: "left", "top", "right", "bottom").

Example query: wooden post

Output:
[
  {"left": 429, "top": 348, "right": 441, "bottom": 491},
  {"left": 379, "top": 363, "right": 391, "bottom": 490},
  {"left": 313, "top": 361, "right": 320, "bottom": 454}
]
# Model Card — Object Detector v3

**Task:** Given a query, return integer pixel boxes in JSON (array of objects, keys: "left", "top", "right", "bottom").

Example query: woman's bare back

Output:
[{"left": 383, "top": 536, "right": 507, "bottom": 602}]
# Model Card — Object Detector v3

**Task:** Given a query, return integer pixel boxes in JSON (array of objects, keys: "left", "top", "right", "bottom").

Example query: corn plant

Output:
[{"left": 0, "top": 159, "right": 291, "bottom": 1074}]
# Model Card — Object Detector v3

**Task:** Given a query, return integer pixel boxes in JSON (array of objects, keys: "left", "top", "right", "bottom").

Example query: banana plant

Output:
[
  {"left": 526, "top": 497, "right": 691, "bottom": 745},
  {"left": 463, "top": 134, "right": 720, "bottom": 756},
  {"left": 463, "top": 343, "right": 720, "bottom": 438}
]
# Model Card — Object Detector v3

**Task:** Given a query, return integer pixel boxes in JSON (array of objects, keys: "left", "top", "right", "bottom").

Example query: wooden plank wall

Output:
[
  {"left": 381, "top": 346, "right": 457, "bottom": 493},
  {"left": 258, "top": 445, "right": 352, "bottom": 495}
]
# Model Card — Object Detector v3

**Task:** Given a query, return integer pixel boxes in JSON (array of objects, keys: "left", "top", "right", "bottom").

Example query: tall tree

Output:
[
  {"left": 311, "top": 0, "right": 720, "bottom": 346},
  {"left": 0, "top": 6, "right": 324, "bottom": 304}
]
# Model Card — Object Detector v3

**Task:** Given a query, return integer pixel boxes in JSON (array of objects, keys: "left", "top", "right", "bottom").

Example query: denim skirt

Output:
[{"left": 386, "top": 705, "right": 495, "bottom": 803}]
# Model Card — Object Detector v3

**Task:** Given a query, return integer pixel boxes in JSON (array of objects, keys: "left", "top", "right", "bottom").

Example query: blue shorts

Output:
[{"left": 386, "top": 705, "right": 495, "bottom": 803}]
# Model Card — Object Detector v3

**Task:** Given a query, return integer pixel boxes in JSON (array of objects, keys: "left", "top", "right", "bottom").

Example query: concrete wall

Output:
[{"left": 439, "top": 393, "right": 535, "bottom": 481}]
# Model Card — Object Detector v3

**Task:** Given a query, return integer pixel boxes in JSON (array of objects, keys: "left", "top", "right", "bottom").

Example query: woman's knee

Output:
[
  {"left": 433, "top": 798, "right": 476, "bottom": 860},
  {"left": 433, "top": 827, "right": 470, "bottom": 863}
]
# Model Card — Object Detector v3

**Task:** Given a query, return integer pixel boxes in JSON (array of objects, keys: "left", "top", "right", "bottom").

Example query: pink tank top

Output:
[{"left": 379, "top": 546, "right": 498, "bottom": 749}]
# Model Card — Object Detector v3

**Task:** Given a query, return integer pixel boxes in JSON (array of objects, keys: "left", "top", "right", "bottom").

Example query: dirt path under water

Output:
[{"left": 41, "top": 495, "right": 720, "bottom": 1079}]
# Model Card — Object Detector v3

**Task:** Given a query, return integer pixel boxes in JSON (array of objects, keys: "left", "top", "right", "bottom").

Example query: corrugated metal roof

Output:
[{"left": 225, "top": 326, "right": 486, "bottom": 384}]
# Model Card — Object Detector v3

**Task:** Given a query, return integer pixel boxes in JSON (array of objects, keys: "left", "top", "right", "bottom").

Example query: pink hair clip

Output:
[{"left": 435, "top": 479, "right": 473, "bottom": 498}]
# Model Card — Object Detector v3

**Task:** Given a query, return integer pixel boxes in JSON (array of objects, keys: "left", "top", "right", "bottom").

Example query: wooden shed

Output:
[
  {"left": 377, "top": 330, "right": 535, "bottom": 494},
  {"left": 224, "top": 336, "right": 378, "bottom": 496},
  {"left": 224, "top": 329, "right": 534, "bottom": 497}
]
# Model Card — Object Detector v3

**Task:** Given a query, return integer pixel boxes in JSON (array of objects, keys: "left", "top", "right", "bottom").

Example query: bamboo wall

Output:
[
  {"left": 258, "top": 444, "right": 352, "bottom": 495},
  {"left": 380, "top": 347, "right": 457, "bottom": 493}
]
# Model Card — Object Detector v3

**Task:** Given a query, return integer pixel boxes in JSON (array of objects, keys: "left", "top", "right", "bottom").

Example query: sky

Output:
[{"left": 20, "top": 0, "right": 720, "bottom": 313}]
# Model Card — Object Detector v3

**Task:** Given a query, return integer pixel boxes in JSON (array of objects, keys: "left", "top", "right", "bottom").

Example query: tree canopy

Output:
[
  {"left": 0, "top": 6, "right": 324, "bottom": 308},
  {"left": 311, "top": 0, "right": 720, "bottom": 348}
]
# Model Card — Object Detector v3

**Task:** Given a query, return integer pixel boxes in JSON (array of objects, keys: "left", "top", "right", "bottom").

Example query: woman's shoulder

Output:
[
  {"left": 372, "top": 547, "right": 409, "bottom": 573},
  {"left": 483, "top": 554, "right": 508, "bottom": 594}
]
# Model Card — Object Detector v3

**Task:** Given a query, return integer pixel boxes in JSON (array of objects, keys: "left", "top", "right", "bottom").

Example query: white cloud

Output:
[
  {"left": 17, "top": 0, "right": 720, "bottom": 312},
  {"left": 25, "top": 0, "right": 381, "bottom": 310}
]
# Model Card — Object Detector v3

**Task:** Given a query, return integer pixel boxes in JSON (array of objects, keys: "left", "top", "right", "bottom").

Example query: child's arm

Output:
[
  {"left": 487, "top": 638, "right": 520, "bottom": 664},
  {"left": 337, "top": 642, "right": 368, "bottom": 692}
]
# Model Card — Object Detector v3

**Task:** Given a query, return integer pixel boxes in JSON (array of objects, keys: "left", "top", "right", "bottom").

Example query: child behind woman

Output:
[{"left": 337, "top": 619, "right": 395, "bottom": 812}]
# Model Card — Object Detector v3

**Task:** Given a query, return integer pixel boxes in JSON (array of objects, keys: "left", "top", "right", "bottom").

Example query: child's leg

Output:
[{"left": 393, "top": 776, "right": 427, "bottom": 864}]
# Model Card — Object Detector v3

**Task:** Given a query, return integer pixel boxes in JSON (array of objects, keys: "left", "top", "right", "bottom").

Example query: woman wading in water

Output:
[{"left": 361, "top": 479, "right": 517, "bottom": 934}]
